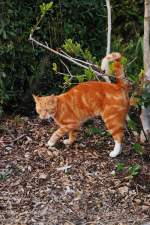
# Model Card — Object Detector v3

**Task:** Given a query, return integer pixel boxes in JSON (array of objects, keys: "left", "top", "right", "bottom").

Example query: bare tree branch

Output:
[{"left": 29, "top": 34, "right": 107, "bottom": 80}]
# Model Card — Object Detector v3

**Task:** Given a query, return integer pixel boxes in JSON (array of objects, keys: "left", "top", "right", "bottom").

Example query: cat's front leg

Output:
[
  {"left": 63, "top": 130, "right": 78, "bottom": 145},
  {"left": 47, "top": 128, "right": 67, "bottom": 147}
]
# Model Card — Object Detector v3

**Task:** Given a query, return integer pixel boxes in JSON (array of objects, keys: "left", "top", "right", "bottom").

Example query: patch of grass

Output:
[
  {"left": 85, "top": 125, "right": 110, "bottom": 137},
  {"left": 128, "top": 164, "right": 141, "bottom": 177},
  {"left": 13, "top": 115, "right": 24, "bottom": 125},
  {"left": 116, "top": 163, "right": 125, "bottom": 172},
  {"left": 132, "top": 143, "right": 143, "bottom": 155},
  {"left": 0, "top": 167, "right": 12, "bottom": 181}
]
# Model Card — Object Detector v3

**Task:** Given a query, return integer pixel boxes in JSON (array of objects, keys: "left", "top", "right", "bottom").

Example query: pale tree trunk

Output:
[
  {"left": 106, "top": 0, "right": 111, "bottom": 55},
  {"left": 103, "top": 0, "right": 111, "bottom": 82},
  {"left": 140, "top": 0, "right": 150, "bottom": 142}
]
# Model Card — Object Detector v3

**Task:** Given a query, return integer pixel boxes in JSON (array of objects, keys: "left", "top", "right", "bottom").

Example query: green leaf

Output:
[
  {"left": 128, "top": 164, "right": 141, "bottom": 177},
  {"left": 40, "top": 2, "right": 53, "bottom": 16},
  {"left": 52, "top": 63, "right": 57, "bottom": 72},
  {"left": 84, "top": 68, "right": 95, "bottom": 80},
  {"left": 82, "top": 49, "right": 96, "bottom": 62},
  {"left": 76, "top": 75, "right": 85, "bottom": 83},
  {"left": 116, "top": 163, "right": 125, "bottom": 172},
  {"left": 63, "top": 39, "right": 81, "bottom": 55},
  {"left": 0, "top": 168, "right": 12, "bottom": 181},
  {"left": 127, "top": 119, "right": 138, "bottom": 131},
  {"left": 121, "top": 56, "right": 128, "bottom": 66},
  {"left": 85, "top": 125, "right": 102, "bottom": 136},
  {"left": 63, "top": 75, "right": 70, "bottom": 83},
  {"left": 132, "top": 143, "right": 143, "bottom": 155}
]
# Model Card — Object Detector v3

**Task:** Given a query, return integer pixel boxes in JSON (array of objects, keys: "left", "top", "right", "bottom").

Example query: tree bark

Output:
[
  {"left": 140, "top": 0, "right": 150, "bottom": 142},
  {"left": 106, "top": 0, "right": 111, "bottom": 55},
  {"left": 143, "top": 0, "right": 150, "bottom": 71}
]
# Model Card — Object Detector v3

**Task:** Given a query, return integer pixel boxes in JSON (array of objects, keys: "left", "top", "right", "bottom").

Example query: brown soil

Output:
[{"left": 0, "top": 116, "right": 150, "bottom": 225}]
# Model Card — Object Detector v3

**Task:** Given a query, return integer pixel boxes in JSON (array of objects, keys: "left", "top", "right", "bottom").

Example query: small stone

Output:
[
  {"left": 110, "top": 170, "right": 116, "bottom": 176},
  {"left": 142, "top": 222, "right": 150, "bottom": 225},
  {"left": 39, "top": 142, "right": 44, "bottom": 147},
  {"left": 24, "top": 152, "right": 31, "bottom": 158},
  {"left": 142, "top": 205, "right": 149, "bottom": 212},
  {"left": 134, "top": 198, "right": 142, "bottom": 204},
  {"left": 5, "top": 146, "right": 13, "bottom": 151},
  {"left": 39, "top": 173, "right": 47, "bottom": 179},
  {"left": 129, "top": 190, "right": 136, "bottom": 196},
  {"left": 118, "top": 186, "right": 129, "bottom": 195},
  {"left": 109, "top": 189, "right": 116, "bottom": 194}
]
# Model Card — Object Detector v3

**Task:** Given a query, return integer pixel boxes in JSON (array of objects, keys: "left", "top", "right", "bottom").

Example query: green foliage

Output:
[
  {"left": 0, "top": 0, "right": 146, "bottom": 116},
  {"left": 128, "top": 164, "right": 141, "bottom": 177},
  {"left": 84, "top": 68, "right": 95, "bottom": 80},
  {"left": 111, "top": 0, "right": 143, "bottom": 41},
  {"left": 0, "top": 167, "right": 12, "bottom": 181},
  {"left": 63, "top": 75, "right": 71, "bottom": 86},
  {"left": 52, "top": 63, "right": 57, "bottom": 72},
  {"left": 82, "top": 49, "right": 97, "bottom": 63},
  {"left": 63, "top": 39, "right": 82, "bottom": 55},
  {"left": 86, "top": 126, "right": 102, "bottom": 136},
  {"left": 0, "top": 0, "right": 63, "bottom": 115},
  {"left": 62, "top": 0, "right": 106, "bottom": 57},
  {"left": 140, "top": 88, "right": 150, "bottom": 107},
  {"left": 132, "top": 143, "right": 143, "bottom": 155},
  {"left": 116, "top": 163, "right": 125, "bottom": 172},
  {"left": 40, "top": 2, "right": 53, "bottom": 16},
  {"left": 128, "top": 119, "right": 139, "bottom": 131},
  {"left": 85, "top": 125, "right": 110, "bottom": 137},
  {"left": 63, "top": 39, "right": 97, "bottom": 63},
  {"left": 56, "top": 38, "right": 99, "bottom": 87}
]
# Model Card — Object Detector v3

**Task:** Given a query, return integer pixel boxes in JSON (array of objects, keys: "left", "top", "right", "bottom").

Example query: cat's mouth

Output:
[{"left": 39, "top": 114, "right": 51, "bottom": 120}]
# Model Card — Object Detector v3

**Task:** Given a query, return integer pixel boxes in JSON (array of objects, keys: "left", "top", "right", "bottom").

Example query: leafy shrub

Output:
[{"left": 0, "top": 0, "right": 146, "bottom": 116}]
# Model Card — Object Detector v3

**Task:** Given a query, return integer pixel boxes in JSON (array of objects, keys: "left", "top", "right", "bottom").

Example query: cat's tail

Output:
[{"left": 101, "top": 52, "right": 128, "bottom": 88}]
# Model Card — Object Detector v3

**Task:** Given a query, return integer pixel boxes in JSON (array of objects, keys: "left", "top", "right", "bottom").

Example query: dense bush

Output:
[{"left": 0, "top": 0, "right": 144, "bottom": 116}]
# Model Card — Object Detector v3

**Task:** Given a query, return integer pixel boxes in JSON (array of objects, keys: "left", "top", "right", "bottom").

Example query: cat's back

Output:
[
  {"left": 58, "top": 81, "right": 128, "bottom": 103},
  {"left": 66, "top": 81, "right": 119, "bottom": 95}
]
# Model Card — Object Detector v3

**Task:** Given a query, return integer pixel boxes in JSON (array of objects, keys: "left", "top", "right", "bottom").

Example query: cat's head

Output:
[
  {"left": 33, "top": 94, "right": 58, "bottom": 119},
  {"left": 101, "top": 52, "right": 121, "bottom": 74}
]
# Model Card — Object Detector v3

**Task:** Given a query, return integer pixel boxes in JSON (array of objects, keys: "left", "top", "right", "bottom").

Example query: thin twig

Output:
[
  {"left": 11, "top": 134, "right": 26, "bottom": 143},
  {"left": 60, "top": 59, "right": 73, "bottom": 77},
  {"left": 127, "top": 57, "right": 137, "bottom": 67},
  {"left": 60, "top": 49, "right": 99, "bottom": 68}
]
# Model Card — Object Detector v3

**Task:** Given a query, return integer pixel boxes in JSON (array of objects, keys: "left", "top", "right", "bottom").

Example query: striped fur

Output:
[{"left": 33, "top": 53, "right": 129, "bottom": 157}]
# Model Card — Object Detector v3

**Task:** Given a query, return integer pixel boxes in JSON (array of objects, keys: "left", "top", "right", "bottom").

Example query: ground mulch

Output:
[{"left": 0, "top": 116, "right": 150, "bottom": 225}]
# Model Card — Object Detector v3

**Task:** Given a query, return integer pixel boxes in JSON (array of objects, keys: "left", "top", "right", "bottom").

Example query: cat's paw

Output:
[
  {"left": 109, "top": 150, "right": 120, "bottom": 158},
  {"left": 47, "top": 140, "right": 55, "bottom": 147},
  {"left": 109, "top": 150, "right": 121, "bottom": 158},
  {"left": 110, "top": 141, "right": 122, "bottom": 158},
  {"left": 63, "top": 139, "right": 71, "bottom": 145}
]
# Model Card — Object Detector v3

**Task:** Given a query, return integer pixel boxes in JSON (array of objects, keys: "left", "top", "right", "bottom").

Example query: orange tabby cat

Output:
[{"left": 33, "top": 52, "right": 129, "bottom": 157}]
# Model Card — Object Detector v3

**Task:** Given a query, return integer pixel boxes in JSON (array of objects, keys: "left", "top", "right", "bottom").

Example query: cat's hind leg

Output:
[
  {"left": 103, "top": 111, "right": 126, "bottom": 157},
  {"left": 110, "top": 140, "right": 122, "bottom": 158},
  {"left": 107, "top": 123, "right": 124, "bottom": 157}
]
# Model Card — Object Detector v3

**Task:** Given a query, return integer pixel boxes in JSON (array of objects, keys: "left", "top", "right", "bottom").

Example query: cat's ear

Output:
[{"left": 32, "top": 94, "right": 39, "bottom": 102}]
